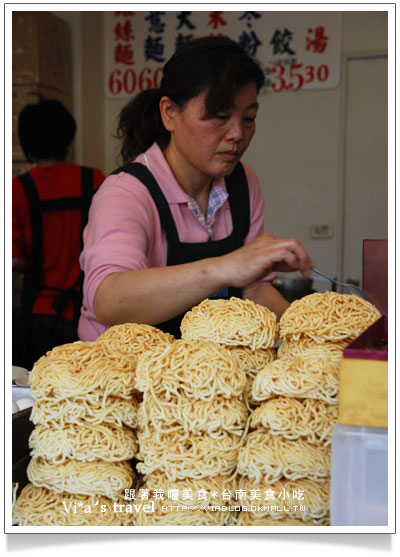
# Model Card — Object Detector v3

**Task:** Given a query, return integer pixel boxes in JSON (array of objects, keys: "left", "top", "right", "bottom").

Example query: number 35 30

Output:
[{"left": 269, "top": 63, "right": 329, "bottom": 92}]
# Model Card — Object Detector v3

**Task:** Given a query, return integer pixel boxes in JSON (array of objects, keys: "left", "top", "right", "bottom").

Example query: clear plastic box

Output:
[{"left": 330, "top": 423, "right": 388, "bottom": 526}]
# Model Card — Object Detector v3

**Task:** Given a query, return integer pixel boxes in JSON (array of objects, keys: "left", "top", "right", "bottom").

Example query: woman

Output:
[{"left": 79, "top": 36, "right": 313, "bottom": 341}]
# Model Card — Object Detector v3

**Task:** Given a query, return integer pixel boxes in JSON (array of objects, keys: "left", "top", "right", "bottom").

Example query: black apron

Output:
[
  {"left": 16, "top": 167, "right": 95, "bottom": 366},
  {"left": 111, "top": 162, "right": 250, "bottom": 338}
]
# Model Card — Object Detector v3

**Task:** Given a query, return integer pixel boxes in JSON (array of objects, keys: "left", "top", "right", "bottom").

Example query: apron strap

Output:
[
  {"left": 80, "top": 166, "right": 95, "bottom": 246},
  {"left": 111, "top": 162, "right": 180, "bottom": 247},
  {"left": 225, "top": 162, "right": 251, "bottom": 249},
  {"left": 18, "top": 172, "right": 47, "bottom": 368},
  {"left": 18, "top": 172, "right": 45, "bottom": 307}
]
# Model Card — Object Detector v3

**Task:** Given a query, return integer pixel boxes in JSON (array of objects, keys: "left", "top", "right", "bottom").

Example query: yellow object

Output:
[{"left": 338, "top": 358, "right": 388, "bottom": 428}]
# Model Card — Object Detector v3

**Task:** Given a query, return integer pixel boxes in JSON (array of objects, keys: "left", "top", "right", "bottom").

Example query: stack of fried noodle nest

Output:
[
  {"left": 133, "top": 331, "right": 248, "bottom": 526},
  {"left": 235, "top": 291, "right": 381, "bottom": 527},
  {"left": 13, "top": 324, "right": 173, "bottom": 526},
  {"left": 171, "top": 296, "right": 279, "bottom": 525}
]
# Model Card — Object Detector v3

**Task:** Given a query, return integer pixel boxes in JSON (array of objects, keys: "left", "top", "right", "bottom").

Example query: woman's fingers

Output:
[
  {"left": 273, "top": 237, "right": 314, "bottom": 275},
  {"left": 220, "top": 233, "right": 314, "bottom": 287}
]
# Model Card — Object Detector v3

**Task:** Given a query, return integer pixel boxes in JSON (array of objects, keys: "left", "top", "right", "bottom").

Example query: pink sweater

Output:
[{"left": 79, "top": 142, "right": 270, "bottom": 341}]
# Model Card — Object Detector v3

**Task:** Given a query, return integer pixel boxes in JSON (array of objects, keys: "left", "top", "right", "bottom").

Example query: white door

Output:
[{"left": 341, "top": 55, "right": 388, "bottom": 285}]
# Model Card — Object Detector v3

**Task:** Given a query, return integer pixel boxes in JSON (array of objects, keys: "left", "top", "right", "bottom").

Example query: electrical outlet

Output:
[{"left": 310, "top": 224, "right": 333, "bottom": 239}]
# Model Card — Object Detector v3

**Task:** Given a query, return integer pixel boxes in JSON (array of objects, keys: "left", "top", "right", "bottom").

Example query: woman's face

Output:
[{"left": 162, "top": 82, "right": 259, "bottom": 185}]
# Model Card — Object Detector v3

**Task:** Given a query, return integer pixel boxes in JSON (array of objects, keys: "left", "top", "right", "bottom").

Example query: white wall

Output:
[
  {"left": 244, "top": 85, "right": 342, "bottom": 274},
  {"left": 243, "top": 11, "right": 388, "bottom": 282}
]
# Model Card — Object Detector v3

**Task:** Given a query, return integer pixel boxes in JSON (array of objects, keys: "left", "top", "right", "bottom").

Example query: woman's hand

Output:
[{"left": 218, "top": 233, "right": 314, "bottom": 288}]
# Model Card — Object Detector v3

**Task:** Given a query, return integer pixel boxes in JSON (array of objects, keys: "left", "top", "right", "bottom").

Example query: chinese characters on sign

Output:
[
  {"left": 108, "top": 12, "right": 163, "bottom": 96},
  {"left": 265, "top": 24, "right": 332, "bottom": 92},
  {"left": 105, "top": 11, "right": 341, "bottom": 97}
]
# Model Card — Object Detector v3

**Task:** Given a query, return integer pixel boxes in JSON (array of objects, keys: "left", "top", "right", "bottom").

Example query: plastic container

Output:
[{"left": 330, "top": 423, "right": 388, "bottom": 526}]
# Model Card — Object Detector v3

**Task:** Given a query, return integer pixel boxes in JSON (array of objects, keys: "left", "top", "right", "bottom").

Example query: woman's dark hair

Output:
[
  {"left": 18, "top": 99, "right": 76, "bottom": 163},
  {"left": 116, "top": 35, "right": 265, "bottom": 163}
]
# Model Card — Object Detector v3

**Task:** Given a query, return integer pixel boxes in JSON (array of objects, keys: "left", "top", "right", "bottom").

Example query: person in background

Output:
[
  {"left": 12, "top": 99, "right": 105, "bottom": 368},
  {"left": 79, "top": 36, "right": 314, "bottom": 341}
]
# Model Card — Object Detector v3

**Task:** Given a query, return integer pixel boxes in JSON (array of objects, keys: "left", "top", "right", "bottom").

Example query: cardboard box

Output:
[
  {"left": 12, "top": 12, "right": 71, "bottom": 92},
  {"left": 338, "top": 315, "right": 388, "bottom": 428}
]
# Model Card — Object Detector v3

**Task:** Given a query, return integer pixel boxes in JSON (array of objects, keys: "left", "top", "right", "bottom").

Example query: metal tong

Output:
[{"left": 311, "top": 267, "right": 374, "bottom": 303}]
